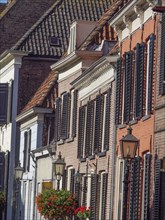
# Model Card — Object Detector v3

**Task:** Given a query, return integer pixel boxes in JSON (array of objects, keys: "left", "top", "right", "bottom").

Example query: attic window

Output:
[
  {"left": 49, "top": 37, "right": 60, "bottom": 47},
  {"left": 68, "top": 23, "right": 76, "bottom": 54}
]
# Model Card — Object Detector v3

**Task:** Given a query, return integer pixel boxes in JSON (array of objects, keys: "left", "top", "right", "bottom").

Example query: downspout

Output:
[{"left": 109, "top": 124, "right": 117, "bottom": 220}]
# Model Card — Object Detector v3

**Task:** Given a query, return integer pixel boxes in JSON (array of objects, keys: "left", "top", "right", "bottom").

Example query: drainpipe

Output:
[{"left": 109, "top": 124, "right": 117, "bottom": 220}]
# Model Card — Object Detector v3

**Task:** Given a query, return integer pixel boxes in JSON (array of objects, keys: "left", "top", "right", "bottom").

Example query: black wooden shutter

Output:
[
  {"left": 85, "top": 100, "right": 94, "bottom": 157},
  {"left": 75, "top": 182, "right": 81, "bottom": 207},
  {"left": 122, "top": 160, "right": 129, "bottom": 220},
  {"left": 82, "top": 176, "right": 87, "bottom": 206},
  {"left": 134, "top": 43, "right": 145, "bottom": 119},
  {"left": 0, "top": 83, "right": 8, "bottom": 126},
  {"left": 0, "top": 152, "right": 5, "bottom": 190},
  {"left": 90, "top": 174, "right": 99, "bottom": 220},
  {"left": 94, "top": 95, "right": 104, "bottom": 153},
  {"left": 104, "top": 89, "right": 111, "bottom": 151},
  {"left": 142, "top": 153, "right": 152, "bottom": 220},
  {"left": 70, "top": 168, "right": 75, "bottom": 194},
  {"left": 115, "top": 58, "right": 122, "bottom": 125},
  {"left": 54, "top": 98, "right": 61, "bottom": 142},
  {"left": 101, "top": 173, "right": 108, "bottom": 220},
  {"left": 147, "top": 34, "right": 155, "bottom": 114},
  {"left": 152, "top": 157, "right": 161, "bottom": 220},
  {"left": 159, "top": 12, "right": 165, "bottom": 95},
  {"left": 160, "top": 169, "right": 165, "bottom": 219},
  {"left": 72, "top": 90, "right": 78, "bottom": 138},
  {"left": 124, "top": 52, "right": 133, "bottom": 123},
  {"left": 61, "top": 93, "right": 69, "bottom": 140},
  {"left": 77, "top": 106, "right": 85, "bottom": 158},
  {"left": 62, "top": 169, "right": 67, "bottom": 189},
  {"left": 129, "top": 157, "right": 141, "bottom": 220},
  {"left": 23, "top": 131, "right": 28, "bottom": 171}
]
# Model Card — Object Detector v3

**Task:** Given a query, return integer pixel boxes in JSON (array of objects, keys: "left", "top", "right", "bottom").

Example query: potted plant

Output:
[
  {"left": 74, "top": 206, "right": 90, "bottom": 220},
  {"left": 36, "top": 189, "right": 77, "bottom": 220}
]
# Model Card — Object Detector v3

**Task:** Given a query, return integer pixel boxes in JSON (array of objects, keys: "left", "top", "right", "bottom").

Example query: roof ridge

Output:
[
  {"left": 12, "top": 0, "right": 63, "bottom": 51},
  {"left": 0, "top": 0, "right": 18, "bottom": 20}
]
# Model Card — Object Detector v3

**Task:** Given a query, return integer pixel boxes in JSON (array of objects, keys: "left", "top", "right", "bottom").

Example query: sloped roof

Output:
[
  {"left": 22, "top": 71, "right": 58, "bottom": 113},
  {"left": 0, "top": 0, "right": 55, "bottom": 55},
  {"left": 12, "top": 0, "right": 115, "bottom": 58}
]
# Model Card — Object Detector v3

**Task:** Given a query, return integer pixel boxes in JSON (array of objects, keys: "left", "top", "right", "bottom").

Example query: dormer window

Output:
[{"left": 68, "top": 22, "right": 77, "bottom": 54}]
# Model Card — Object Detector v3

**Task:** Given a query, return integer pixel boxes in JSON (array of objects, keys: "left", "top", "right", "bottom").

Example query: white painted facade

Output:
[{"left": 16, "top": 108, "right": 52, "bottom": 220}]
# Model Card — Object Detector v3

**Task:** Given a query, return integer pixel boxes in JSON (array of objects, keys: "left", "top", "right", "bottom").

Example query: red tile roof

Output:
[{"left": 21, "top": 71, "right": 58, "bottom": 113}]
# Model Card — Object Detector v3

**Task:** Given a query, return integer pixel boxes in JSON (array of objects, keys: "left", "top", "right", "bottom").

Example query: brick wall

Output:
[
  {"left": 18, "top": 58, "right": 55, "bottom": 113},
  {"left": 154, "top": 13, "right": 165, "bottom": 159},
  {"left": 0, "top": 0, "right": 55, "bottom": 55}
]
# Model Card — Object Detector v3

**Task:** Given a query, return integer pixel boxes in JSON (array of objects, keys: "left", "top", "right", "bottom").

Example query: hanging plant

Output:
[
  {"left": 75, "top": 206, "right": 90, "bottom": 219},
  {"left": 36, "top": 189, "right": 77, "bottom": 220}
]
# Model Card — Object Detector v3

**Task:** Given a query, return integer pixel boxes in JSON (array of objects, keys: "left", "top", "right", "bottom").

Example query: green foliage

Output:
[
  {"left": 36, "top": 189, "right": 77, "bottom": 220},
  {"left": 75, "top": 206, "right": 90, "bottom": 219}
]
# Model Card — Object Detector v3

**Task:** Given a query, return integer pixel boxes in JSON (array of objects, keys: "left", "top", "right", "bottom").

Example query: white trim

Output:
[
  {"left": 83, "top": 106, "right": 87, "bottom": 158},
  {"left": 99, "top": 171, "right": 106, "bottom": 219},
  {"left": 101, "top": 94, "right": 107, "bottom": 152},
  {"left": 69, "top": 90, "right": 74, "bottom": 138},
  {"left": 145, "top": 39, "right": 150, "bottom": 116}
]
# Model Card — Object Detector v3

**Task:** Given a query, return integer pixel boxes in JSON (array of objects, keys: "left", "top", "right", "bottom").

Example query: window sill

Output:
[
  {"left": 118, "top": 124, "right": 127, "bottom": 129},
  {"left": 142, "top": 114, "right": 151, "bottom": 122},
  {"left": 66, "top": 137, "right": 74, "bottom": 143},
  {"left": 98, "top": 151, "right": 106, "bottom": 157},
  {"left": 129, "top": 120, "right": 137, "bottom": 125},
  {"left": 57, "top": 140, "right": 64, "bottom": 145},
  {"left": 88, "top": 155, "right": 95, "bottom": 160},
  {"left": 79, "top": 158, "right": 86, "bottom": 162}
]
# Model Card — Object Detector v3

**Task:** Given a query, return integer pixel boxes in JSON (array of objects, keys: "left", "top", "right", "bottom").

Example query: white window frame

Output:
[
  {"left": 83, "top": 106, "right": 87, "bottom": 158},
  {"left": 92, "top": 100, "right": 96, "bottom": 155},
  {"left": 145, "top": 39, "right": 150, "bottom": 116},
  {"left": 68, "top": 23, "right": 76, "bottom": 54},
  {"left": 99, "top": 171, "right": 106, "bottom": 219},
  {"left": 67, "top": 167, "right": 74, "bottom": 191},
  {"left": 101, "top": 93, "right": 107, "bottom": 152},
  {"left": 114, "top": 158, "right": 125, "bottom": 220},
  {"left": 69, "top": 89, "right": 74, "bottom": 138}
]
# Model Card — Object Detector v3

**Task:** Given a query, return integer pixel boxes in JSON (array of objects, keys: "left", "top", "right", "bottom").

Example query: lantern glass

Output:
[
  {"left": 120, "top": 126, "right": 139, "bottom": 159},
  {"left": 121, "top": 140, "right": 138, "bottom": 159},
  {"left": 15, "top": 162, "right": 24, "bottom": 180},
  {"left": 53, "top": 152, "right": 66, "bottom": 176}
]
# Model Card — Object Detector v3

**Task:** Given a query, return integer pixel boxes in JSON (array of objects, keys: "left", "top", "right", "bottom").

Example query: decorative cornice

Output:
[
  {"left": 134, "top": 5, "right": 144, "bottom": 27},
  {"left": 123, "top": 15, "right": 132, "bottom": 35},
  {"left": 113, "top": 25, "right": 122, "bottom": 42}
]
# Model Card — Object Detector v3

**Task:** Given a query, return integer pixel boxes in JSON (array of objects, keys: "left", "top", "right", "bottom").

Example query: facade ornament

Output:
[
  {"left": 134, "top": 5, "right": 144, "bottom": 28},
  {"left": 123, "top": 15, "right": 132, "bottom": 37},
  {"left": 146, "top": 0, "right": 155, "bottom": 7},
  {"left": 113, "top": 24, "right": 122, "bottom": 43}
]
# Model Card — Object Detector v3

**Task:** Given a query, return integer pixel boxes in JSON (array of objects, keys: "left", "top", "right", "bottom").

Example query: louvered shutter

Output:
[
  {"left": 0, "top": 83, "right": 8, "bottom": 126},
  {"left": 72, "top": 90, "right": 78, "bottom": 138},
  {"left": 70, "top": 168, "right": 75, "bottom": 194},
  {"left": 115, "top": 58, "right": 122, "bottom": 125},
  {"left": 23, "top": 131, "right": 28, "bottom": 171},
  {"left": 124, "top": 52, "right": 133, "bottom": 123},
  {"left": 104, "top": 89, "right": 111, "bottom": 151},
  {"left": 160, "top": 170, "right": 165, "bottom": 219},
  {"left": 90, "top": 174, "right": 99, "bottom": 220},
  {"left": 101, "top": 173, "right": 108, "bottom": 220},
  {"left": 134, "top": 43, "right": 145, "bottom": 119},
  {"left": 0, "top": 152, "right": 5, "bottom": 190},
  {"left": 142, "top": 153, "right": 152, "bottom": 220},
  {"left": 159, "top": 12, "right": 165, "bottom": 95},
  {"left": 61, "top": 93, "right": 69, "bottom": 140},
  {"left": 82, "top": 176, "right": 87, "bottom": 206},
  {"left": 77, "top": 106, "right": 85, "bottom": 158},
  {"left": 152, "top": 157, "right": 161, "bottom": 219},
  {"left": 147, "top": 34, "right": 155, "bottom": 114},
  {"left": 94, "top": 95, "right": 104, "bottom": 153},
  {"left": 75, "top": 182, "right": 81, "bottom": 206},
  {"left": 85, "top": 100, "right": 94, "bottom": 157},
  {"left": 54, "top": 98, "right": 61, "bottom": 142},
  {"left": 122, "top": 160, "right": 129, "bottom": 220},
  {"left": 62, "top": 169, "right": 67, "bottom": 189},
  {"left": 129, "top": 157, "right": 141, "bottom": 220}
]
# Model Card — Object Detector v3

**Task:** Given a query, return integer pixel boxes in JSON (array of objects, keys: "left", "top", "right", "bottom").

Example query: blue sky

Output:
[{"left": 0, "top": 0, "right": 7, "bottom": 3}]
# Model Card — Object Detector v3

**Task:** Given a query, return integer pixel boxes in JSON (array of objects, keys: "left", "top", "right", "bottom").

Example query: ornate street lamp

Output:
[
  {"left": 14, "top": 162, "right": 24, "bottom": 220},
  {"left": 52, "top": 152, "right": 66, "bottom": 191},
  {"left": 15, "top": 162, "right": 24, "bottom": 181},
  {"left": 120, "top": 126, "right": 139, "bottom": 159}
]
